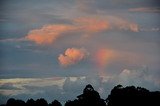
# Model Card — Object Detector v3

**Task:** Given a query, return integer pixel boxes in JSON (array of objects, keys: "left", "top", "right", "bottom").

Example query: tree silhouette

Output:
[
  {"left": 35, "top": 98, "right": 48, "bottom": 106},
  {"left": 64, "top": 84, "right": 106, "bottom": 106},
  {"left": 106, "top": 85, "right": 160, "bottom": 106},
  {"left": 6, "top": 98, "right": 16, "bottom": 106},
  {"left": 1, "top": 84, "right": 160, "bottom": 106},
  {"left": 49, "top": 100, "right": 62, "bottom": 106},
  {"left": 6, "top": 98, "right": 25, "bottom": 106},
  {"left": 26, "top": 98, "right": 35, "bottom": 106}
]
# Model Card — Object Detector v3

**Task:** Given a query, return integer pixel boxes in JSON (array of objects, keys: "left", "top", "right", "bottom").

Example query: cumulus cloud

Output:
[
  {"left": 62, "top": 75, "right": 105, "bottom": 97},
  {"left": 63, "top": 77, "right": 87, "bottom": 93},
  {"left": 116, "top": 67, "right": 160, "bottom": 90},
  {"left": 25, "top": 16, "right": 139, "bottom": 45},
  {"left": 99, "top": 67, "right": 160, "bottom": 97},
  {"left": 58, "top": 48, "right": 89, "bottom": 67}
]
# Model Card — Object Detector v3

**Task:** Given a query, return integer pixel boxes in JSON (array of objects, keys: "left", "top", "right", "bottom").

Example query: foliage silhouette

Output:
[
  {"left": 49, "top": 100, "right": 62, "bottom": 106},
  {"left": 6, "top": 98, "right": 25, "bottom": 106},
  {"left": 64, "top": 84, "right": 106, "bottom": 106},
  {"left": 26, "top": 99, "right": 35, "bottom": 106},
  {"left": 35, "top": 98, "right": 48, "bottom": 106},
  {"left": 106, "top": 85, "right": 160, "bottom": 106},
  {"left": 0, "top": 84, "right": 160, "bottom": 106}
]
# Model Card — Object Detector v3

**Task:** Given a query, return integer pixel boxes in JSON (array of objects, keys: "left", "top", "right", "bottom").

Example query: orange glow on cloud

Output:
[
  {"left": 25, "top": 16, "right": 139, "bottom": 45},
  {"left": 25, "top": 18, "right": 110, "bottom": 45},
  {"left": 58, "top": 48, "right": 89, "bottom": 67},
  {"left": 95, "top": 48, "right": 115, "bottom": 68},
  {"left": 94, "top": 48, "right": 116, "bottom": 76},
  {"left": 74, "top": 17, "right": 110, "bottom": 33},
  {"left": 25, "top": 24, "right": 75, "bottom": 44}
]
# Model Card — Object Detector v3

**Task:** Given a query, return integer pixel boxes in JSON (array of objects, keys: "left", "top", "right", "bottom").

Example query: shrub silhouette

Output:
[{"left": 1, "top": 84, "right": 160, "bottom": 106}]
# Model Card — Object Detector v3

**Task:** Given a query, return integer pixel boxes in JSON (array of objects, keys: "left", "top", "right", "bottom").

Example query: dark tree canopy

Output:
[
  {"left": 106, "top": 85, "right": 160, "bottom": 106},
  {"left": 64, "top": 84, "right": 106, "bottom": 106},
  {"left": 6, "top": 98, "right": 25, "bottom": 106},
  {"left": 49, "top": 100, "right": 62, "bottom": 106},
  {"left": 35, "top": 98, "right": 48, "bottom": 106},
  {"left": 26, "top": 99, "right": 35, "bottom": 106},
  {"left": 0, "top": 84, "right": 160, "bottom": 106}
]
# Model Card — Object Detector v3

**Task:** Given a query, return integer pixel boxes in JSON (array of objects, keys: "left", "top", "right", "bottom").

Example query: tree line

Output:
[{"left": 1, "top": 84, "right": 160, "bottom": 106}]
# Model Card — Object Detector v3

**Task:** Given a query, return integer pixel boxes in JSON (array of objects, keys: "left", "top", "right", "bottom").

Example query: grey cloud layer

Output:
[{"left": 0, "top": 66, "right": 159, "bottom": 104}]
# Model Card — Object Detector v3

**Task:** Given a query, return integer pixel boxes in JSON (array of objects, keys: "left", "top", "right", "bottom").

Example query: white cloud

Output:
[{"left": 117, "top": 67, "right": 160, "bottom": 90}]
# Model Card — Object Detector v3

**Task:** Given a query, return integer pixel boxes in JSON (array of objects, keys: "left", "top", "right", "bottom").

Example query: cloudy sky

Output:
[{"left": 0, "top": 0, "right": 160, "bottom": 104}]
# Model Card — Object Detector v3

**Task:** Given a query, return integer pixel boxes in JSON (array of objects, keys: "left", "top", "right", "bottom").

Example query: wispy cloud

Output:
[
  {"left": 105, "top": 16, "right": 139, "bottom": 32},
  {"left": 0, "top": 38, "right": 26, "bottom": 42},
  {"left": 140, "top": 27, "right": 160, "bottom": 32},
  {"left": 0, "top": 77, "right": 65, "bottom": 96},
  {"left": 58, "top": 48, "right": 89, "bottom": 67},
  {"left": 74, "top": 17, "right": 110, "bottom": 33},
  {"left": 129, "top": 7, "right": 160, "bottom": 13},
  {"left": 0, "top": 16, "right": 139, "bottom": 45},
  {"left": 25, "top": 24, "right": 76, "bottom": 45},
  {"left": 25, "top": 18, "right": 110, "bottom": 45},
  {"left": 25, "top": 16, "right": 139, "bottom": 45}
]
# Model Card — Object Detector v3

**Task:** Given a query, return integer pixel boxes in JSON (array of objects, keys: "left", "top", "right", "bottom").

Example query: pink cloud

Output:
[
  {"left": 58, "top": 48, "right": 89, "bottom": 67},
  {"left": 25, "top": 24, "right": 75, "bottom": 45},
  {"left": 74, "top": 17, "right": 110, "bottom": 33},
  {"left": 95, "top": 48, "right": 115, "bottom": 68},
  {"left": 25, "top": 16, "right": 139, "bottom": 45}
]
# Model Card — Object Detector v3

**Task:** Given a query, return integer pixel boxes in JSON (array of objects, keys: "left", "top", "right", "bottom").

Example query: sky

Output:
[{"left": 0, "top": 0, "right": 160, "bottom": 104}]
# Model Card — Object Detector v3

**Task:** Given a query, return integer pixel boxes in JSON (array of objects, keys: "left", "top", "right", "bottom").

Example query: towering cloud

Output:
[{"left": 58, "top": 48, "right": 89, "bottom": 67}]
